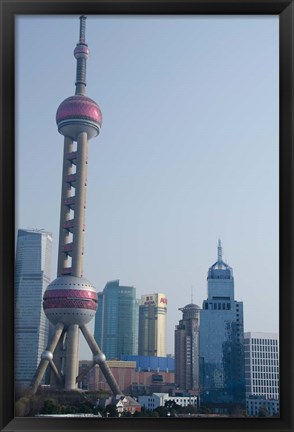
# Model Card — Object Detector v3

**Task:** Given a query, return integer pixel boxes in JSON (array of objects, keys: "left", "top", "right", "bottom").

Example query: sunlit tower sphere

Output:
[
  {"left": 30, "top": 16, "right": 121, "bottom": 396},
  {"left": 43, "top": 275, "right": 97, "bottom": 326}
]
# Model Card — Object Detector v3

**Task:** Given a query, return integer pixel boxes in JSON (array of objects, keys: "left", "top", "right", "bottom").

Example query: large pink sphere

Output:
[
  {"left": 43, "top": 275, "right": 98, "bottom": 326},
  {"left": 56, "top": 95, "right": 102, "bottom": 140}
]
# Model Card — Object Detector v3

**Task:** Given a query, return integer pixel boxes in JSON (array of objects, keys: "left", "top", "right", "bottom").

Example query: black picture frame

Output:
[{"left": 0, "top": 0, "right": 293, "bottom": 431}]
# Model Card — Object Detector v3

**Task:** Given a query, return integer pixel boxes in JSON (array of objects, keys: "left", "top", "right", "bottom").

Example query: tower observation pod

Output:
[{"left": 30, "top": 16, "right": 121, "bottom": 396}]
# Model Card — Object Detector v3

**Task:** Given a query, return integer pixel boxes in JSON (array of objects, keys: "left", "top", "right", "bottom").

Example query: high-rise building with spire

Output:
[
  {"left": 199, "top": 240, "right": 245, "bottom": 409},
  {"left": 30, "top": 16, "right": 121, "bottom": 395}
]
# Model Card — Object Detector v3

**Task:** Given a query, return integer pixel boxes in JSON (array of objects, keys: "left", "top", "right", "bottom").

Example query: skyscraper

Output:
[
  {"left": 175, "top": 302, "right": 200, "bottom": 392},
  {"left": 244, "top": 332, "right": 279, "bottom": 399},
  {"left": 30, "top": 16, "right": 121, "bottom": 395},
  {"left": 138, "top": 293, "right": 167, "bottom": 357},
  {"left": 199, "top": 240, "right": 245, "bottom": 408},
  {"left": 94, "top": 280, "right": 138, "bottom": 359},
  {"left": 15, "top": 229, "right": 52, "bottom": 388}
]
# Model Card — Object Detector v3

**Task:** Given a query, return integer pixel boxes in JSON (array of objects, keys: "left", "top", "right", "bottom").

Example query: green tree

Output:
[{"left": 41, "top": 398, "right": 60, "bottom": 414}]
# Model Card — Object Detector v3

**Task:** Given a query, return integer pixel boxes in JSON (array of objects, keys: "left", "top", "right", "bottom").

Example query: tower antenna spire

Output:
[
  {"left": 74, "top": 15, "right": 89, "bottom": 95},
  {"left": 191, "top": 285, "right": 194, "bottom": 303},
  {"left": 79, "top": 15, "right": 87, "bottom": 43},
  {"left": 218, "top": 238, "right": 222, "bottom": 269}
]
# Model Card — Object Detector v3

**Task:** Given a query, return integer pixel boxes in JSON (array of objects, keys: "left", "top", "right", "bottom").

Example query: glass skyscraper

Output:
[
  {"left": 15, "top": 229, "right": 52, "bottom": 388},
  {"left": 199, "top": 240, "right": 245, "bottom": 408},
  {"left": 94, "top": 280, "right": 138, "bottom": 360}
]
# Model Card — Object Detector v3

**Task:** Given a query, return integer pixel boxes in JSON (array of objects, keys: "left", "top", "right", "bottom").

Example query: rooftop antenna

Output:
[
  {"left": 191, "top": 285, "right": 194, "bottom": 303},
  {"left": 218, "top": 238, "right": 222, "bottom": 269}
]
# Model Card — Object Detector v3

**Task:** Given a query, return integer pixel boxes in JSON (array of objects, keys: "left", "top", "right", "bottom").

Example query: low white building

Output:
[{"left": 138, "top": 393, "right": 198, "bottom": 410}]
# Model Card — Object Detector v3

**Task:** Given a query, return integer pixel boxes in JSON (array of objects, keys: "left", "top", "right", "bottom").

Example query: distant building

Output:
[
  {"left": 120, "top": 355, "right": 174, "bottom": 372},
  {"left": 199, "top": 240, "right": 245, "bottom": 408},
  {"left": 94, "top": 280, "right": 138, "bottom": 359},
  {"left": 138, "top": 293, "right": 167, "bottom": 357},
  {"left": 175, "top": 303, "right": 200, "bottom": 392},
  {"left": 138, "top": 392, "right": 198, "bottom": 410},
  {"left": 244, "top": 332, "right": 279, "bottom": 405},
  {"left": 15, "top": 228, "right": 52, "bottom": 387},
  {"left": 85, "top": 359, "right": 174, "bottom": 395}
]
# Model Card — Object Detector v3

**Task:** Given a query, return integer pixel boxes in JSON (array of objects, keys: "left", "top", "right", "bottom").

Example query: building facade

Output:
[
  {"left": 94, "top": 280, "right": 138, "bottom": 360},
  {"left": 175, "top": 303, "right": 200, "bottom": 392},
  {"left": 244, "top": 332, "right": 279, "bottom": 400},
  {"left": 138, "top": 293, "right": 167, "bottom": 357},
  {"left": 15, "top": 229, "right": 52, "bottom": 387},
  {"left": 85, "top": 360, "right": 175, "bottom": 395},
  {"left": 199, "top": 240, "right": 245, "bottom": 407},
  {"left": 120, "top": 355, "right": 174, "bottom": 372},
  {"left": 246, "top": 395, "right": 279, "bottom": 417},
  {"left": 138, "top": 393, "right": 198, "bottom": 410}
]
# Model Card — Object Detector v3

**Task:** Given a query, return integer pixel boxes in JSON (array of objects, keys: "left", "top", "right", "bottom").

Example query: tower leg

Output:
[
  {"left": 30, "top": 322, "right": 64, "bottom": 394},
  {"left": 80, "top": 324, "right": 121, "bottom": 395},
  {"left": 64, "top": 324, "right": 79, "bottom": 390}
]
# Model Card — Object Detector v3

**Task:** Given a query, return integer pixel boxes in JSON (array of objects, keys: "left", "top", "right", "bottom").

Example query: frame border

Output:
[{"left": 0, "top": 1, "right": 293, "bottom": 431}]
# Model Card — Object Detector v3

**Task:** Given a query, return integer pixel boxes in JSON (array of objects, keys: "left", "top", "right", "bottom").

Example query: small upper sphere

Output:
[
  {"left": 56, "top": 95, "right": 102, "bottom": 141},
  {"left": 74, "top": 44, "right": 89, "bottom": 59}
]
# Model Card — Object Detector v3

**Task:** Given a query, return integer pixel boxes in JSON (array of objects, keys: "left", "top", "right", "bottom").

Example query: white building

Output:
[
  {"left": 15, "top": 229, "right": 52, "bottom": 387},
  {"left": 138, "top": 293, "right": 167, "bottom": 357},
  {"left": 138, "top": 393, "right": 198, "bottom": 410},
  {"left": 244, "top": 332, "right": 279, "bottom": 400}
]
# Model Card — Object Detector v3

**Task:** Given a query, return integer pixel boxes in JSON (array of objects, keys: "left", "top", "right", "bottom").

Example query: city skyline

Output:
[{"left": 16, "top": 15, "right": 279, "bottom": 357}]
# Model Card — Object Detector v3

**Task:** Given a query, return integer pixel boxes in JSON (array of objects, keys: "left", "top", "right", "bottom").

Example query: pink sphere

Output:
[
  {"left": 43, "top": 275, "right": 98, "bottom": 326},
  {"left": 56, "top": 95, "right": 102, "bottom": 140}
]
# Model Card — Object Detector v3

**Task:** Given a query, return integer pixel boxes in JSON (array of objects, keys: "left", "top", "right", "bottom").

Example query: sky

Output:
[{"left": 16, "top": 15, "right": 279, "bottom": 359}]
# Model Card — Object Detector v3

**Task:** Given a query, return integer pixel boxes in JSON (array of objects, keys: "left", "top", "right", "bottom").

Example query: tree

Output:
[
  {"left": 258, "top": 406, "right": 269, "bottom": 417},
  {"left": 41, "top": 399, "right": 60, "bottom": 414},
  {"left": 154, "top": 406, "right": 168, "bottom": 417}
]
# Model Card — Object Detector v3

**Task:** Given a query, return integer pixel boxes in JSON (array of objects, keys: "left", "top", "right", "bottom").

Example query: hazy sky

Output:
[{"left": 16, "top": 15, "right": 279, "bottom": 359}]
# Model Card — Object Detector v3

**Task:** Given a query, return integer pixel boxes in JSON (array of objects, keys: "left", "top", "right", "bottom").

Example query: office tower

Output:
[
  {"left": 138, "top": 293, "right": 167, "bottom": 357},
  {"left": 175, "top": 302, "right": 200, "bottom": 392},
  {"left": 15, "top": 229, "right": 52, "bottom": 388},
  {"left": 30, "top": 16, "right": 121, "bottom": 395},
  {"left": 94, "top": 280, "right": 138, "bottom": 359},
  {"left": 199, "top": 240, "right": 245, "bottom": 408},
  {"left": 244, "top": 332, "right": 279, "bottom": 399}
]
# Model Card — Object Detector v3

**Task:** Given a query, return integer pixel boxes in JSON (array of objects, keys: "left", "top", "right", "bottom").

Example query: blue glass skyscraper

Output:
[
  {"left": 94, "top": 280, "right": 138, "bottom": 360},
  {"left": 200, "top": 240, "right": 245, "bottom": 409}
]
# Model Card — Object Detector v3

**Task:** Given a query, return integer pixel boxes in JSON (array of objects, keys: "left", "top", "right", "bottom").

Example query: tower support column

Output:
[
  {"left": 58, "top": 136, "right": 74, "bottom": 276},
  {"left": 71, "top": 131, "right": 88, "bottom": 277},
  {"left": 64, "top": 324, "right": 80, "bottom": 390}
]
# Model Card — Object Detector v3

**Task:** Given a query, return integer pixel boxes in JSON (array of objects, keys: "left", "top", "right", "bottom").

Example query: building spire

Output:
[
  {"left": 217, "top": 238, "right": 222, "bottom": 269},
  {"left": 74, "top": 15, "right": 89, "bottom": 96},
  {"left": 191, "top": 285, "right": 194, "bottom": 304}
]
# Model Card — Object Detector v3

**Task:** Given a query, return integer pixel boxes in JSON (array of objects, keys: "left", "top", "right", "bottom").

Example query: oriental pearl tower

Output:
[{"left": 30, "top": 16, "right": 121, "bottom": 395}]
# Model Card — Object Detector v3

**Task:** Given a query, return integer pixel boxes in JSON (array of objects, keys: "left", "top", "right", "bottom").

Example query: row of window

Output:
[
  {"left": 250, "top": 338, "right": 278, "bottom": 345},
  {"left": 245, "top": 355, "right": 278, "bottom": 363},
  {"left": 204, "top": 302, "right": 232, "bottom": 310},
  {"left": 251, "top": 351, "right": 278, "bottom": 358}
]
